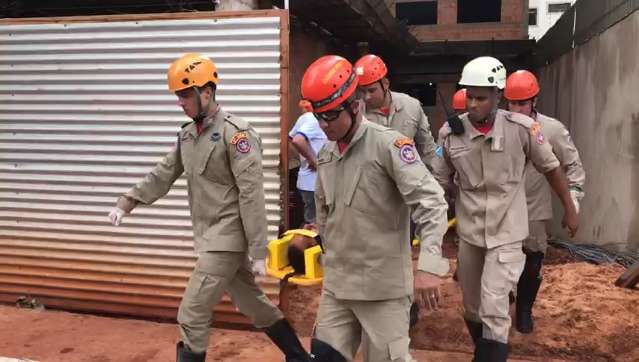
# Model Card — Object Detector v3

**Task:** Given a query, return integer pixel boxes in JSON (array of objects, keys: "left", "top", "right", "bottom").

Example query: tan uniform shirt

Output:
[
  {"left": 365, "top": 91, "right": 437, "bottom": 167},
  {"left": 315, "top": 119, "right": 449, "bottom": 301},
  {"left": 525, "top": 112, "right": 585, "bottom": 221},
  {"left": 118, "top": 108, "right": 268, "bottom": 259},
  {"left": 432, "top": 110, "right": 560, "bottom": 249}
]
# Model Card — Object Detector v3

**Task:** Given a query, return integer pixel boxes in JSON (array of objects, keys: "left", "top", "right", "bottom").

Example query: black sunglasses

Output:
[{"left": 313, "top": 102, "right": 350, "bottom": 122}]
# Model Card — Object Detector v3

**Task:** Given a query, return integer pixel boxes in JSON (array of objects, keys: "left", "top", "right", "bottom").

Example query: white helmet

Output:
[{"left": 459, "top": 56, "right": 507, "bottom": 89}]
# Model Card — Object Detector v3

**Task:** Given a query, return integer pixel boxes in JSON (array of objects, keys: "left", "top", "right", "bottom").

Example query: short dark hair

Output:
[{"left": 287, "top": 245, "right": 306, "bottom": 275}]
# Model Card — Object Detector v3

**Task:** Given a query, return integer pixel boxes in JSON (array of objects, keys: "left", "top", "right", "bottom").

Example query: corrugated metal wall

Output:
[{"left": 0, "top": 12, "right": 285, "bottom": 324}]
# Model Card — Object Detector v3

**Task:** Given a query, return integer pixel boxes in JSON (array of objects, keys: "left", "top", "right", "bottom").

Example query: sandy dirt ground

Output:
[
  {"left": 1, "top": 245, "right": 637, "bottom": 362},
  {"left": 287, "top": 245, "right": 639, "bottom": 362},
  {"left": 0, "top": 304, "right": 541, "bottom": 362}
]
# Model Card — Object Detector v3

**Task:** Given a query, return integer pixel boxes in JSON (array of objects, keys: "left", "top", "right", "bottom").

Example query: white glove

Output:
[
  {"left": 108, "top": 207, "right": 126, "bottom": 226},
  {"left": 570, "top": 190, "right": 581, "bottom": 214},
  {"left": 250, "top": 258, "right": 267, "bottom": 277}
]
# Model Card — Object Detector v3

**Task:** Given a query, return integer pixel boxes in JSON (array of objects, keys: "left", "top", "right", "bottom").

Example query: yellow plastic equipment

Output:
[
  {"left": 412, "top": 218, "right": 457, "bottom": 246},
  {"left": 271, "top": 218, "right": 457, "bottom": 283},
  {"left": 267, "top": 229, "right": 323, "bottom": 286}
]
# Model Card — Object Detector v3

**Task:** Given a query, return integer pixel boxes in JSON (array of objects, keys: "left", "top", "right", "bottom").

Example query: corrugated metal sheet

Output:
[{"left": 0, "top": 12, "right": 285, "bottom": 324}]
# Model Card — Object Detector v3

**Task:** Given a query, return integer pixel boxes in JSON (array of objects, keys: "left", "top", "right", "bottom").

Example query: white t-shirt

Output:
[{"left": 288, "top": 112, "right": 327, "bottom": 191}]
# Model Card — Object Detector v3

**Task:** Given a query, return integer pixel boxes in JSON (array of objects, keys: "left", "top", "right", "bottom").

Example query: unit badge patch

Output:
[
  {"left": 231, "top": 131, "right": 251, "bottom": 153},
  {"left": 399, "top": 145, "right": 417, "bottom": 164}
]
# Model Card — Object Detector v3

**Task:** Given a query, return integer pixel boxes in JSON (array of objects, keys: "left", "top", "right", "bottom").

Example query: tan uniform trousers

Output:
[
  {"left": 523, "top": 220, "right": 549, "bottom": 254},
  {"left": 177, "top": 251, "right": 283, "bottom": 353},
  {"left": 314, "top": 291, "right": 415, "bottom": 362},
  {"left": 457, "top": 240, "right": 526, "bottom": 343}
]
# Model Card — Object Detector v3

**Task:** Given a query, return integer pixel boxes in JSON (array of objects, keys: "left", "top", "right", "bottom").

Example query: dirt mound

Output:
[
  {"left": 288, "top": 247, "right": 639, "bottom": 361},
  {"left": 511, "top": 262, "right": 639, "bottom": 361}
]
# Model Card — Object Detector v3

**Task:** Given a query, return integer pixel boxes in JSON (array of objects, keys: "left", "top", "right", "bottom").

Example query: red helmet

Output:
[
  {"left": 301, "top": 55, "right": 359, "bottom": 113},
  {"left": 354, "top": 54, "right": 388, "bottom": 86},
  {"left": 452, "top": 88, "right": 467, "bottom": 111},
  {"left": 504, "top": 70, "right": 540, "bottom": 101}
]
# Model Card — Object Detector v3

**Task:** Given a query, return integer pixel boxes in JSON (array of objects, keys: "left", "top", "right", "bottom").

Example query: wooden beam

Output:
[{"left": 279, "top": 11, "right": 291, "bottom": 230}]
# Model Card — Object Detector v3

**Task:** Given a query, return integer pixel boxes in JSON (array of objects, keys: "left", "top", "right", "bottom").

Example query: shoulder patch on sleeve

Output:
[
  {"left": 398, "top": 144, "right": 418, "bottom": 164},
  {"left": 393, "top": 136, "right": 415, "bottom": 148},
  {"left": 231, "top": 131, "right": 251, "bottom": 153},
  {"left": 530, "top": 121, "right": 541, "bottom": 136},
  {"left": 530, "top": 122, "right": 546, "bottom": 144},
  {"left": 230, "top": 131, "right": 249, "bottom": 145}
]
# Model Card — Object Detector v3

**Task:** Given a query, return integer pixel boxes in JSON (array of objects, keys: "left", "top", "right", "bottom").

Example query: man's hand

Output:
[
  {"left": 251, "top": 258, "right": 267, "bottom": 276},
  {"left": 308, "top": 159, "right": 318, "bottom": 172},
  {"left": 562, "top": 207, "right": 579, "bottom": 237},
  {"left": 414, "top": 271, "right": 444, "bottom": 311},
  {"left": 108, "top": 207, "right": 126, "bottom": 226}
]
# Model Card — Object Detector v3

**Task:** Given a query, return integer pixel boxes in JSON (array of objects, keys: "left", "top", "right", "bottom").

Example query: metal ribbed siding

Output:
[{"left": 0, "top": 13, "right": 284, "bottom": 323}]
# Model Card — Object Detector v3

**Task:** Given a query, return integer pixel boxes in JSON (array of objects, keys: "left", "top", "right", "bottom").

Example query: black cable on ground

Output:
[{"left": 549, "top": 239, "right": 639, "bottom": 268}]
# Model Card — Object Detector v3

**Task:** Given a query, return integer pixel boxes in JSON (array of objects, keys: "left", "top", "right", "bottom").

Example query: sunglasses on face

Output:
[{"left": 313, "top": 102, "right": 350, "bottom": 122}]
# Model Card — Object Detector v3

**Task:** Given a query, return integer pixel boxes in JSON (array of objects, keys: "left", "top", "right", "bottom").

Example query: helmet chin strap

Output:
[
  {"left": 192, "top": 87, "right": 213, "bottom": 123},
  {"left": 338, "top": 103, "right": 358, "bottom": 143}
]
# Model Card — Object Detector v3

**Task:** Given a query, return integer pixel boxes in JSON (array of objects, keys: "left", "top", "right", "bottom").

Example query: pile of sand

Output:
[{"left": 289, "top": 247, "right": 639, "bottom": 362}]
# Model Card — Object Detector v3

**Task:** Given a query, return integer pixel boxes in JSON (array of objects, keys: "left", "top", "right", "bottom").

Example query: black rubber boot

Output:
[
  {"left": 264, "top": 319, "right": 312, "bottom": 362},
  {"left": 310, "top": 338, "right": 347, "bottom": 362},
  {"left": 474, "top": 338, "right": 509, "bottom": 362},
  {"left": 516, "top": 251, "right": 544, "bottom": 334},
  {"left": 409, "top": 302, "right": 419, "bottom": 328},
  {"left": 176, "top": 342, "right": 206, "bottom": 362},
  {"left": 464, "top": 319, "right": 483, "bottom": 346}
]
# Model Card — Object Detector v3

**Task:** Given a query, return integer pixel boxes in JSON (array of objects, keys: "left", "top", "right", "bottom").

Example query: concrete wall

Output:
[{"left": 536, "top": 11, "right": 639, "bottom": 250}]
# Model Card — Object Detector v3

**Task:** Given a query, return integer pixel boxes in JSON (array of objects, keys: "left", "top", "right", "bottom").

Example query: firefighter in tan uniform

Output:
[
  {"left": 107, "top": 53, "right": 310, "bottom": 362},
  {"left": 355, "top": 54, "right": 437, "bottom": 168},
  {"left": 301, "top": 55, "right": 449, "bottom": 362},
  {"left": 505, "top": 70, "right": 586, "bottom": 334},
  {"left": 432, "top": 57, "right": 579, "bottom": 361}
]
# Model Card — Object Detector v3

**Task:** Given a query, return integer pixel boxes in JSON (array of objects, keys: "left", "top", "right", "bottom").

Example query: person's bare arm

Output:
[{"left": 290, "top": 134, "right": 318, "bottom": 171}]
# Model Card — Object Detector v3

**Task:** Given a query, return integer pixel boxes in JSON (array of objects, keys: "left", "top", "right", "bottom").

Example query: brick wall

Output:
[{"left": 406, "top": 0, "right": 528, "bottom": 42}]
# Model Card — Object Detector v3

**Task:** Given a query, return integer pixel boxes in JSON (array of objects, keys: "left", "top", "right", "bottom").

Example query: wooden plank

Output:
[
  {"left": 279, "top": 11, "right": 291, "bottom": 230},
  {"left": 615, "top": 259, "right": 639, "bottom": 289}
]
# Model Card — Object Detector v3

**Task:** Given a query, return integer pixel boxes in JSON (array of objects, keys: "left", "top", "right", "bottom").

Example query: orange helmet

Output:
[
  {"left": 504, "top": 70, "right": 540, "bottom": 101},
  {"left": 354, "top": 54, "right": 388, "bottom": 86},
  {"left": 301, "top": 55, "right": 359, "bottom": 113},
  {"left": 452, "top": 88, "right": 467, "bottom": 111},
  {"left": 167, "top": 53, "right": 219, "bottom": 92},
  {"left": 298, "top": 100, "right": 313, "bottom": 113}
]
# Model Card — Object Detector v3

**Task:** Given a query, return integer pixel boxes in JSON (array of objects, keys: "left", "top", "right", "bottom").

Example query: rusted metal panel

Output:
[{"left": 0, "top": 11, "right": 286, "bottom": 325}]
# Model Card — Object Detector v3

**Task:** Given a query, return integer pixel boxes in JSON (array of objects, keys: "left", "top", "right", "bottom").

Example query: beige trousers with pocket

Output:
[
  {"left": 177, "top": 251, "right": 283, "bottom": 352},
  {"left": 457, "top": 240, "right": 526, "bottom": 343}
]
